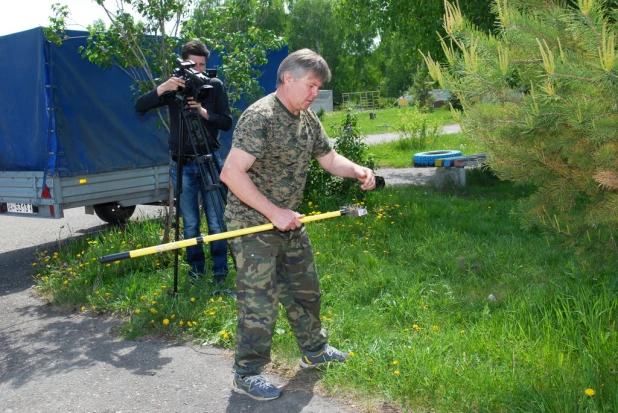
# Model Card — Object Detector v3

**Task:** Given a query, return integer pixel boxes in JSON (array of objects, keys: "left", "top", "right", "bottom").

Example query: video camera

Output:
[{"left": 173, "top": 58, "right": 217, "bottom": 104}]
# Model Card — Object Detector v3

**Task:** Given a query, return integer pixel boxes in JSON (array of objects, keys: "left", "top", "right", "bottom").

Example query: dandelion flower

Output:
[
  {"left": 190, "top": 297, "right": 195, "bottom": 302},
  {"left": 585, "top": 388, "right": 595, "bottom": 396},
  {"left": 349, "top": 351, "right": 355, "bottom": 357},
  {"left": 163, "top": 319, "right": 169, "bottom": 325},
  {"left": 135, "top": 309, "right": 141, "bottom": 314},
  {"left": 63, "top": 280, "right": 68, "bottom": 285},
  {"left": 394, "top": 370, "right": 400, "bottom": 375},
  {"left": 81, "top": 306, "right": 85, "bottom": 312},
  {"left": 393, "top": 360, "right": 398, "bottom": 365}
]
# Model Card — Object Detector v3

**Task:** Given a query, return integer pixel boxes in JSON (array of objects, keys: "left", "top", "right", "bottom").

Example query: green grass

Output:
[
  {"left": 32, "top": 168, "right": 618, "bottom": 412},
  {"left": 369, "top": 132, "right": 488, "bottom": 168},
  {"left": 320, "top": 106, "right": 455, "bottom": 136}
]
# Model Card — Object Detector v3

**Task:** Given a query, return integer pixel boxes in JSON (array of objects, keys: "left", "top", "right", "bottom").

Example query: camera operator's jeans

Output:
[{"left": 170, "top": 151, "right": 228, "bottom": 279}]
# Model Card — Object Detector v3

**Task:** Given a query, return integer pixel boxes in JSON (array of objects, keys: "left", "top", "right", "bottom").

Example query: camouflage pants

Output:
[{"left": 227, "top": 219, "right": 328, "bottom": 376}]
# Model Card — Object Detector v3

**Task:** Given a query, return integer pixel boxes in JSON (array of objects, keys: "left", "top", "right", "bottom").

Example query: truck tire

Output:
[
  {"left": 413, "top": 150, "right": 462, "bottom": 166},
  {"left": 93, "top": 202, "right": 136, "bottom": 224}
]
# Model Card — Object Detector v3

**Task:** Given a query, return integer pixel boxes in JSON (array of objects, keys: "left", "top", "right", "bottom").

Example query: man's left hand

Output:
[{"left": 187, "top": 97, "right": 208, "bottom": 119}]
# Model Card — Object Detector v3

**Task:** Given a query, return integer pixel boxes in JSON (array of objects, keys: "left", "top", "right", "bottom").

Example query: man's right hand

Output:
[
  {"left": 157, "top": 77, "right": 185, "bottom": 96},
  {"left": 270, "top": 208, "right": 304, "bottom": 232}
]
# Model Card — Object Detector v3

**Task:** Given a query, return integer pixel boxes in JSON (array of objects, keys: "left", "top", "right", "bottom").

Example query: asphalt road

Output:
[{"left": 0, "top": 207, "right": 356, "bottom": 413}]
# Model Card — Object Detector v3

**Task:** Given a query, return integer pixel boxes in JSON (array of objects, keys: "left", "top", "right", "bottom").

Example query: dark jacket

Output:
[{"left": 135, "top": 77, "right": 233, "bottom": 155}]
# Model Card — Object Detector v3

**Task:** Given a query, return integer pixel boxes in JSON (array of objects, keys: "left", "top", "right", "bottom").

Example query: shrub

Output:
[
  {"left": 304, "top": 110, "right": 376, "bottom": 203},
  {"left": 392, "top": 105, "right": 441, "bottom": 151}
]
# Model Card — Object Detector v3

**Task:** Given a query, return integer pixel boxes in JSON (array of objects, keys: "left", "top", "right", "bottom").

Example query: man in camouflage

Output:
[{"left": 220, "top": 48, "right": 376, "bottom": 401}]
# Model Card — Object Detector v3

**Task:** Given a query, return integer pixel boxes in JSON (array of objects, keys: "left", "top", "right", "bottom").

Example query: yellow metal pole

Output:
[{"left": 99, "top": 209, "right": 351, "bottom": 264}]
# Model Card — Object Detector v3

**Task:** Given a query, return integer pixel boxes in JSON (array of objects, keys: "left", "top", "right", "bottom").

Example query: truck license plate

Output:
[{"left": 7, "top": 203, "right": 34, "bottom": 213}]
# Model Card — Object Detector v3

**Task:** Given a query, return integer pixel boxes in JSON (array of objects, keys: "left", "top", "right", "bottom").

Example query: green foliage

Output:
[
  {"left": 316, "top": 107, "right": 326, "bottom": 120},
  {"left": 303, "top": 111, "right": 376, "bottom": 203},
  {"left": 392, "top": 105, "right": 441, "bottom": 152},
  {"left": 337, "top": 0, "right": 497, "bottom": 96},
  {"left": 426, "top": 0, "right": 618, "bottom": 237},
  {"left": 186, "top": 0, "right": 285, "bottom": 110},
  {"left": 409, "top": 64, "right": 435, "bottom": 109}
]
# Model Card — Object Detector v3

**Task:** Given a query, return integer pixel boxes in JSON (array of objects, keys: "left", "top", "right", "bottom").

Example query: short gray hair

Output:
[{"left": 276, "top": 49, "right": 331, "bottom": 87}]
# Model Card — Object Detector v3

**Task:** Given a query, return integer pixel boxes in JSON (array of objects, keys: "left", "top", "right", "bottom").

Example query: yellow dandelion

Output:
[
  {"left": 393, "top": 360, "right": 398, "bottom": 365},
  {"left": 432, "top": 325, "right": 439, "bottom": 331},
  {"left": 114, "top": 261, "right": 120, "bottom": 265},
  {"left": 413, "top": 324, "right": 421, "bottom": 330},
  {"left": 190, "top": 297, "right": 195, "bottom": 302},
  {"left": 163, "top": 319, "right": 170, "bottom": 325},
  {"left": 394, "top": 370, "right": 400, "bottom": 375},
  {"left": 218, "top": 296, "right": 223, "bottom": 302},
  {"left": 63, "top": 280, "right": 68, "bottom": 285},
  {"left": 81, "top": 306, "right": 86, "bottom": 312},
  {"left": 105, "top": 264, "right": 111, "bottom": 267},
  {"left": 179, "top": 321, "right": 184, "bottom": 326},
  {"left": 140, "top": 296, "right": 146, "bottom": 301},
  {"left": 349, "top": 351, "right": 355, "bottom": 357},
  {"left": 327, "top": 275, "right": 331, "bottom": 279},
  {"left": 585, "top": 388, "right": 595, "bottom": 396},
  {"left": 135, "top": 309, "right": 141, "bottom": 314},
  {"left": 151, "top": 300, "right": 157, "bottom": 305}
]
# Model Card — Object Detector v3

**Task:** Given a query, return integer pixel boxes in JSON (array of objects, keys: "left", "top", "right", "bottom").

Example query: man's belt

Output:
[{"left": 170, "top": 152, "right": 197, "bottom": 165}]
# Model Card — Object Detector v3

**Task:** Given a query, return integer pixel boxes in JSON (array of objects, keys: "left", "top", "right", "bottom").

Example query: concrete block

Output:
[{"left": 434, "top": 167, "right": 466, "bottom": 190}]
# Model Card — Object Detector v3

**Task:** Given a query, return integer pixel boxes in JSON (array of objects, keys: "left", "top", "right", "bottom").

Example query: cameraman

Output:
[{"left": 136, "top": 40, "right": 233, "bottom": 284}]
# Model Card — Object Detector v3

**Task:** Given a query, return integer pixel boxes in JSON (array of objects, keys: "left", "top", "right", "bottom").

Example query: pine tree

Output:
[{"left": 423, "top": 0, "right": 618, "bottom": 239}]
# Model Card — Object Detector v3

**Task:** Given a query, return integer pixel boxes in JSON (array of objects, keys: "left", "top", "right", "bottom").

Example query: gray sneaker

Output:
[
  {"left": 300, "top": 344, "right": 349, "bottom": 368},
  {"left": 232, "top": 374, "right": 281, "bottom": 401}
]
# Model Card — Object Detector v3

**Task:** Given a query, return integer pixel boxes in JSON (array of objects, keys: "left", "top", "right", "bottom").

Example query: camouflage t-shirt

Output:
[{"left": 225, "top": 93, "right": 332, "bottom": 225}]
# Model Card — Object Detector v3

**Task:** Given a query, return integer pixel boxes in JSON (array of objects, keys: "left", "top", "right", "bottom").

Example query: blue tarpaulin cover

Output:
[{"left": 0, "top": 28, "right": 286, "bottom": 176}]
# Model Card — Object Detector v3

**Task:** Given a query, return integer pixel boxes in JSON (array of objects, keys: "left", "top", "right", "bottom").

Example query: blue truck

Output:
[{"left": 0, "top": 28, "right": 285, "bottom": 223}]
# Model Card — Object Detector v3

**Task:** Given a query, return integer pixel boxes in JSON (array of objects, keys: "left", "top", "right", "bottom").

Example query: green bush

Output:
[
  {"left": 392, "top": 105, "right": 441, "bottom": 152},
  {"left": 304, "top": 110, "right": 376, "bottom": 203}
]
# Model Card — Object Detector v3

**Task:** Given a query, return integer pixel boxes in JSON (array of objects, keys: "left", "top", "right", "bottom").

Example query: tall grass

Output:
[
  {"left": 32, "top": 170, "right": 618, "bottom": 411},
  {"left": 320, "top": 106, "right": 454, "bottom": 136}
]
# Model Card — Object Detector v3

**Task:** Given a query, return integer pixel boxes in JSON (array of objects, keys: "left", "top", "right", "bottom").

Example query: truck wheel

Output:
[{"left": 93, "top": 202, "right": 136, "bottom": 224}]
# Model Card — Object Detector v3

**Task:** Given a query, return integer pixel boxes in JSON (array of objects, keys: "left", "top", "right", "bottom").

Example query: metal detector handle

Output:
[{"left": 98, "top": 209, "right": 350, "bottom": 264}]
